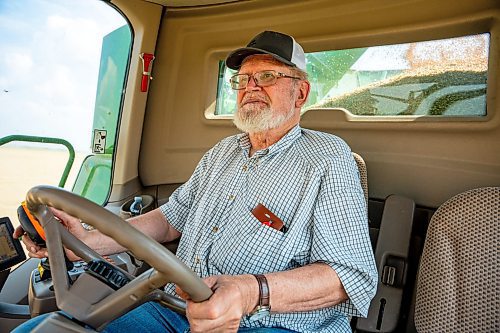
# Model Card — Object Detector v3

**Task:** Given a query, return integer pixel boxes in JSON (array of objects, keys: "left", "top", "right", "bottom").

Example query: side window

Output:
[
  {"left": 72, "top": 24, "right": 131, "bottom": 204},
  {"left": 215, "top": 33, "right": 489, "bottom": 117},
  {"left": 0, "top": 1, "right": 131, "bottom": 226}
]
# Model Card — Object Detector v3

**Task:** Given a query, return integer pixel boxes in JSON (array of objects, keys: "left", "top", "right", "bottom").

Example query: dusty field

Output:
[{"left": 0, "top": 146, "right": 87, "bottom": 231}]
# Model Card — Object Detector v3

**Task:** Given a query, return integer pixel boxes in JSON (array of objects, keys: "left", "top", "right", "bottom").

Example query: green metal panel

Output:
[
  {"left": 92, "top": 25, "right": 131, "bottom": 154},
  {"left": 72, "top": 25, "right": 131, "bottom": 204}
]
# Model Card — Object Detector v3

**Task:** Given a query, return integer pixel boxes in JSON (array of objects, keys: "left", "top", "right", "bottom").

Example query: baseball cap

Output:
[{"left": 225, "top": 31, "right": 306, "bottom": 71}]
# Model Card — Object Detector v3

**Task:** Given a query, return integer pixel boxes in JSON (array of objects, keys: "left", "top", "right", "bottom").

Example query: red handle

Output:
[{"left": 140, "top": 53, "right": 155, "bottom": 92}]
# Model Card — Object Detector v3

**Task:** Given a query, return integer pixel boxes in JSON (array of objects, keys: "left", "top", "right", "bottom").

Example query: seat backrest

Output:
[
  {"left": 352, "top": 152, "right": 378, "bottom": 249},
  {"left": 352, "top": 152, "right": 368, "bottom": 208},
  {"left": 415, "top": 187, "right": 500, "bottom": 332}
]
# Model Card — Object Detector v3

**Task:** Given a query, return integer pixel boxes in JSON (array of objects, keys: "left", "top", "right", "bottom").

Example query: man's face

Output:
[{"left": 234, "top": 55, "right": 301, "bottom": 134}]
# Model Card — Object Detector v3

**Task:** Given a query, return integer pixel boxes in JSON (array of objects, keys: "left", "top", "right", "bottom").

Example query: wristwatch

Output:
[{"left": 248, "top": 274, "right": 271, "bottom": 321}]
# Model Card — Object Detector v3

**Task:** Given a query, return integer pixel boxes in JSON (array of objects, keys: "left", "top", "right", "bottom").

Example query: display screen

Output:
[{"left": 0, "top": 217, "right": 26, "bottom": 271}]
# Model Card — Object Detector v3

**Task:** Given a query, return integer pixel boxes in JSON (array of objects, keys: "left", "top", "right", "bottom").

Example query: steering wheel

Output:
[{"left": 25, "top": 185, "right": 212, "bottom": 331}]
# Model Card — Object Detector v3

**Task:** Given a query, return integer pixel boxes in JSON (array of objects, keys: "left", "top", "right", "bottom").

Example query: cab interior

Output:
[{"left": 0, "top": 0, "right": 499, "bottom": 331}]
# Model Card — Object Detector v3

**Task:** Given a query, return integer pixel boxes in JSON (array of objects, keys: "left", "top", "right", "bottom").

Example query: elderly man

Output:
[{"left": 15, "top": 31, "right": 377, "bottom": 333}]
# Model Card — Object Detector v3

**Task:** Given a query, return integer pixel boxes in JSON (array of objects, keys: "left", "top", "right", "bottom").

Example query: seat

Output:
[
  {"left": 356, "top": 194, "right": 415, "bottom": 332},
  {"left": 352, "top": 152, "right": 368, "bottom": 208},
  {"left": 414, "top": 187, "right": 500, "bottom": 332},
  {"left": 350, "top": 153, "right": 416, "bottom": 332}
]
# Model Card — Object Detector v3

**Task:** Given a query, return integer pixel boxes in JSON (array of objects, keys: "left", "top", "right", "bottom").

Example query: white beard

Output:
[{"left": 233, "top": 100, "right": 295, "bottom": 134}]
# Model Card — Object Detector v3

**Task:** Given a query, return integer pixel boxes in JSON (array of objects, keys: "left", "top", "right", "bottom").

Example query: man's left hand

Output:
[{"left": 176, "top": 274, "right": 259, "bottom": 333}]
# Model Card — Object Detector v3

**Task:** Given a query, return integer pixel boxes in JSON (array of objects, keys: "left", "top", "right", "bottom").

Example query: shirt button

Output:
[
  {"left": 242, "top": 165, "right": 248, "bottom": 171},
  {"left": 212, "top": 226, "right": 219, "bottom": 233},
  {"left": 229, "top": 195, "right": 235, "bottom": 200},
  {"left": 194, "top": 256, "right": 201, "bottom": 264}
]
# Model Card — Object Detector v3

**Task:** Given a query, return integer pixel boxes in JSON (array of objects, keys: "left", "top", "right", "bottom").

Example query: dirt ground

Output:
[{"left": 0, "top": 146, "right": 86, "bottom": 231}]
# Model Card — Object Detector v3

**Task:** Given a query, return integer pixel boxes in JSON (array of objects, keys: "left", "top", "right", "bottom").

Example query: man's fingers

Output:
[
  {"left": 49, "top": 207, "right": 64, "bottom": 221},
  {"left": 202, "top": 276, "right": 219, "bottom": 289},
  {"left": 175, "top": 285, "right": 191, "bottom": 300},
  {"left": 186, "top": 300, "right": 240, "bottom": 333},
  {"left": 64, "top": 249, "right": 81, "bottom": 262},
  {"left": 49, "top": 207, "right": 86, "bottom": 238},
  {"left": 13, "top": 226, "right": 25, "bottom": 238},
  {"left": 49, "top": 207, "right": 74, "bottom": 224},
  {"left": 102, "top": 255, "right": 115, "bottom": 264},
  {"left": 16, "top": 232, "right": 48, "bottom": 258},
  {"left": 176, "top": 276, "right": 218, "bottom": 301},
  {"left": 21, "top": 235, "right": 38, "bottom": 251},
  {"left": 188, "top": 318, "right": 232, "bottom": 333},
  {"left": 27, "top": 249, "right": 48, "bottom": 259},
  {"left": 14, "top": 208, "right": 81, "bottom": 261},
  {"left": 14, "top": 228, "right": 40, "bottom": 252},
  {"left": 27, "top": 244, "right": 45, "bottom": 258}
]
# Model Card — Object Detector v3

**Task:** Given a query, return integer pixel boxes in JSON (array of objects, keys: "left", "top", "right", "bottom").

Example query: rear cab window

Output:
[{"left": 215, "top": 33, "right": 489, "bottom": 118}]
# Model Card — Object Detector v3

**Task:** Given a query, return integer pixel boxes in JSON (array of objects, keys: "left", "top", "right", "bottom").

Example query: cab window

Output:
[
  {"left": 0, "top": 0, "right": 131, "bottom": 227},
  {"left": 215, "top": 33, "right": 489, "bottom": 117}
]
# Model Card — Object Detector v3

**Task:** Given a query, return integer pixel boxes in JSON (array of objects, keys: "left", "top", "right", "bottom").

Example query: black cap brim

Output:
[{"left": 225, "top": 47, "right": 296, "bottom": 70}]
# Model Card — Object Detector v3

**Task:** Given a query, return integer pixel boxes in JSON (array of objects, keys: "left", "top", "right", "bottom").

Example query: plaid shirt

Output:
[{"left": 160, "top": 125, "right": 377, "bottom": 332}]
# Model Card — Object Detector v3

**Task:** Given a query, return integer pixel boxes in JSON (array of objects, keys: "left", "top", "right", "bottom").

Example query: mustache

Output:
[{"left": 240, "top": 93, "right": 271, "bottom": 106}]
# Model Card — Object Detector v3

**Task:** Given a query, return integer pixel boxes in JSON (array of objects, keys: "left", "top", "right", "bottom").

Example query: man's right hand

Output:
[{"left": 13, "top": 207, "right": 88, "bottom": 261}]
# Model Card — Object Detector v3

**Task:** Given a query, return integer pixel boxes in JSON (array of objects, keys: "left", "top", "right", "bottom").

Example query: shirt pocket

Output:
[{"left": 212, "top": 208, "right": 290, "bottom": 274}]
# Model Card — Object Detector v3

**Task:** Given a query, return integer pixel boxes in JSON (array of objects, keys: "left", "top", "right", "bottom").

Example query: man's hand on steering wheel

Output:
[
  {"left": 13, "top": 185, "right": 213, "bottom": 330},
  {"left": 13, "top": 207, "right": 87, "bottom": 261},
  {"left": 176, "top": 274, "right": 259, "bottom": 333}
]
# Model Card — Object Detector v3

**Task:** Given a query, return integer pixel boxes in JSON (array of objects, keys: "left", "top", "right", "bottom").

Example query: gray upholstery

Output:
[{"left": 415, "top": 187, "right": 500, "bottom": 332}]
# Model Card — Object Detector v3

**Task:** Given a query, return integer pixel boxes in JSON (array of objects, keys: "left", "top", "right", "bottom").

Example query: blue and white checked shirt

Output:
[{"left": 160, "top": 125, "right": 378, "bottom": 332}]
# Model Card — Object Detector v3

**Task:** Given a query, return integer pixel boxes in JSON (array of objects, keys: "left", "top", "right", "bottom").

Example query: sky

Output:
[
  {"left": 0, "top": 1, "right": 489, "bottom": 152},
  {"left": 0, "top": 0, "right": 127, "bottom": 151}
]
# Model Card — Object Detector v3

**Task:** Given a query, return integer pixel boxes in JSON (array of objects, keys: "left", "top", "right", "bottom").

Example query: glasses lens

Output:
[
  {"left": 230, "top": 74, "right": 248, "bottom": 90},
  {"left": 255, "top": 71, "right": 277, "bottom": 86}
]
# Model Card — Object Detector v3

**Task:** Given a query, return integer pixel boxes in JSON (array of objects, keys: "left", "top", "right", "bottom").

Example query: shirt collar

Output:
[{"left": 237, "top": 125, "right": 302, "bottom": 157}]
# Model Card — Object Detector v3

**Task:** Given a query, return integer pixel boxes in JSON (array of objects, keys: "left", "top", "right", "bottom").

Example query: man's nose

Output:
[{"left": 245, "top": 75, "right": 261, "bottom": 91}]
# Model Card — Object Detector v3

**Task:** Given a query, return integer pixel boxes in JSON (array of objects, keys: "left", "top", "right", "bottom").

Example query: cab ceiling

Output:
[{"left": 144, "top": 0, "right": 245, "bottom": 7}]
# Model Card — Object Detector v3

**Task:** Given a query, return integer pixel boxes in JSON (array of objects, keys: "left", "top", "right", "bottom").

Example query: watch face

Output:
[{"left": 248, "top": 307, "right": 270, "bottom": 322}]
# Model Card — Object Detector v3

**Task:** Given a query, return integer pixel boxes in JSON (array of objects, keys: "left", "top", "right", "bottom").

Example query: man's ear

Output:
[{"left": 295, "top": 80, "right": 311, "bottom": 108}]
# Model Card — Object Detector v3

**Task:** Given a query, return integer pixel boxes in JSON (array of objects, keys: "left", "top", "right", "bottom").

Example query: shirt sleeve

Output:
[
  {"left": 310, "top": 149, "right": 378, "bottom": 317},
  {"left": 159, "top": 147, "right": 213, "bottom": 233}
]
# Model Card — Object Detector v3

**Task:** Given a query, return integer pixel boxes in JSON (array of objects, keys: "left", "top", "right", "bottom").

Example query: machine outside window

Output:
[{"left": 215, "top": 33, "right": 489, "bottom": 117}]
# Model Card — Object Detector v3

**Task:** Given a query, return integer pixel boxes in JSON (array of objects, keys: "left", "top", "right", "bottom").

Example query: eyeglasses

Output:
[{"left": 229, "top": 70, "right": 301, "bottom": 90}]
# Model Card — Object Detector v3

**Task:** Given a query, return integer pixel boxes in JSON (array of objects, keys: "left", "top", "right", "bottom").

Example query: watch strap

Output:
[{"left": 254, "top": 274, "right": 270, "bottom": 308}]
